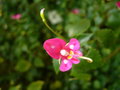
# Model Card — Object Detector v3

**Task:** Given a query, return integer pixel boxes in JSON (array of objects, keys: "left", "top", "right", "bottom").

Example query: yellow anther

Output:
[
  {"left": 67, "top": 55, "right": 72, "bottom": 59},
  {"left": 70, "top": 50, "right": 74, "bottom": 55}
]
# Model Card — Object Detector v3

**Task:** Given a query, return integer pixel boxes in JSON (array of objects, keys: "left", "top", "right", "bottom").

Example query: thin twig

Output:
[{"left": 103, "top": 47, "right": 120, "bottom": 62}]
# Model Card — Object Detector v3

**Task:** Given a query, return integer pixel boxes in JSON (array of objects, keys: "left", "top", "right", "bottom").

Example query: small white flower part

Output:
[
  {"left": 40, "top": 8, "right": 45, "bottom": 21},
  {"left": 40, "top": 8, "right": 45, "bottom": 15},
  {"left": 63, "top": 60, "right": 68, "bottom": 64},
  {"left": 69, "top": 45, "right": 74, "bottom": 49},
  {"left": 60, "top": 49, "right": 68, "bottom": 56},
  {"left": 48, "top": 10, "right": 63, "bottom": 24}
]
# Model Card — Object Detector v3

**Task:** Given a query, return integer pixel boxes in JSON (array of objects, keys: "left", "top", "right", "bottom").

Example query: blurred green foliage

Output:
[{"left": 0, "top": 0, "right": 120, "bottom": 90}]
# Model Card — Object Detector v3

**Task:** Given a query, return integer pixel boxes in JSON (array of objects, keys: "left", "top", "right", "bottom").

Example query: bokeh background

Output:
[{"left": 0, "top": 0, "right": 120, "bottom": 90}]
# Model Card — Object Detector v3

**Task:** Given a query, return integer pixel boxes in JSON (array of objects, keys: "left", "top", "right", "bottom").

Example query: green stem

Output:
[
  {"left": 40, "top": 8, "right": 65, "bottom": 40},
  {"left": 103, "top": 47, "right": 120, "bottom": 62}
]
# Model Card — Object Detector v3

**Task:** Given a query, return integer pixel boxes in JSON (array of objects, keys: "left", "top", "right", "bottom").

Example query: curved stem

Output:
[
  {"left": 40, "top": 8, "right": 65, "bottom": 40},
  {"left": 79, "top": 56, "right": 93, "bottom": 63}
]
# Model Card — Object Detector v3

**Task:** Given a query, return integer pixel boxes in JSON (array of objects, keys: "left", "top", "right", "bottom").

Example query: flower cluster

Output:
[{"left": 43, "top": 38, "right": 84, "bottom": 72}]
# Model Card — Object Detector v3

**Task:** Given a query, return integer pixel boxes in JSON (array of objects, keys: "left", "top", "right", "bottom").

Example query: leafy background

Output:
[{"left": 0, "top": 0, "right": 120, "bottom": 90}]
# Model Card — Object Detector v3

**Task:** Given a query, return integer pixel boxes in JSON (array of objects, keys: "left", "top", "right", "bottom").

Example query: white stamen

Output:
[
  {"left": 65, "top": 43, "right": 69, "bottom": 46},
  {"left": 79, "top": 56, "right": 93, "bottom": 63},
  {"left": 58, "top": 58, "right": 61, "bottom": 64},
  {"left": 69, "top": 45, "right": 74, "bottom": 49},
  {"left": 60, "top": 49, "right": 68, "bottom": 56},
  {"left": 64, "top": 60, "right": 68, "bottom": 64}
]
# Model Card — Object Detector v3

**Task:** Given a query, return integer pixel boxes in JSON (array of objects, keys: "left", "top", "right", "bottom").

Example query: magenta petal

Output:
[
  {"left": 60, "top": 60, "right": 72, "bottom": 72},
  {"left": 71, "top": 58, "right": 80, "bottom": 64},
  {"left": 116, "top": 1, "right": 120, "bottom": 8},
  {"left": 43, "top": 38, "right": 66, "bottom": 59},
  {"left": 11, "top": 14, "right": 21, "bottom": 20},
  {"left": 74, "top": 51, "right": 83, "bottom": 57},
  {"left": 71, "top": 9, "right": 80, "bottom": 14},
  {"left": 15, "top": 14, "right": 21, "bottom": 19},
  {"left": 68, "top": 38, "right": 80, "bottom": 50}
]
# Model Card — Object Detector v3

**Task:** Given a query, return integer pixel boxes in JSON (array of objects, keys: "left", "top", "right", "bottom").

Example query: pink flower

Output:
[
  {"left": 71, "top": 8, "right": 80, "bottom": 14},
  {"left": 11, "top": 14, "right": 22, "bottom": 20},
  {"left": 43, "top": 38, "right": 83, "bottom": 72},
  {"left": 116, "top": 1, "right": 120, "bottom": 8}
]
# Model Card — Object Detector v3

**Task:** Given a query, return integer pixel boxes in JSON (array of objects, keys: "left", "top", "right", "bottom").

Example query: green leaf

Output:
[
  {"left": 53, "top": 59, "right": 60, "bottom": 74},
  {"left": 78, "top": 19, "right": 91, "bottom": 32},
  {"left": 26, "top": 69, "right": 38, "bottom": 81},
  {"left": 67, "top": 13, "right": 80, "bottom": 23},
  {"left": 50, "top": 81, "right": 62, "bottom": 89},
  {"left": 95, "top": 29, "right": 115, "bottom": 47},
  {"left": 93, "top": 80, "right": 101, "bottom": 89},
  {"left": 0, "top": 57, "right": 4, "bottom": 63},
  {"left": 34, "top": 0, "right": 41, "bottom": 3},
  {"left": 65, "top": 19, "right": 90, "bottom": 37},
  {"left": 71, "top": 72, "right": 91, "bottom": 81},
  {"left": 94, "top": 15, "right": 103, "bottom": 25},
  {"left": 71, "top": 48, "right": 102, "bottom": 78},
  {"left": 9, "top": 85, "right": 21, "bottom": 90},
  {"left": 86, "top": 48, "right": 102, "bottom": 69},
  {"left": 15, "top": 60, "right": 31, "bottom": 72},
  {"left": 27, "top": 81, "right": 44, "bottom": 90},
  {"left": 34, "top": 58, "right": 44, "bottom": 67},
  {"left": 106, "top": 10, "right": 120, "bottom": 28},
  {"left": 75, "top": 33, "right": 93, "bottom": 44}
]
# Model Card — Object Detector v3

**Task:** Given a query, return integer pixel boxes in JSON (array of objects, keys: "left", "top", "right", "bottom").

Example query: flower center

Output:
[
  {"left": 60, "top": 49, "right": 75, "bottom": 59},
  {"left": 60, "top": 49, "right": 68, "bottom": 56},
  {"left": 67, "top": 50, "right": 74, "bottom": 59}
]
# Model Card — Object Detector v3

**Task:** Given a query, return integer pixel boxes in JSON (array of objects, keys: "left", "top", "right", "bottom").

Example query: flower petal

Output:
[
  {"left": 43, "top": 38, "right": 66, "bottom": 59},
  {"left": 67, "top": 38, "right": 80, "bottom": 50},
  {"left": 59, "top": 60, "right": 72, "bottom": 72},
  {"left": 74, "top": 51, "right": 83, "bottom": 57},
  {"left": 116, "top": 1, "right": 120, "bottom": 8},
  {"left": 71, "top": 8, "right": 80, "bottom": 14},
  {"left": 71, "top": 58, "right": 80, "bottom": 64},
  {"left": 11, "top": 14, "right": 21, "bottom": 20}
]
